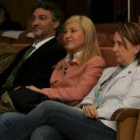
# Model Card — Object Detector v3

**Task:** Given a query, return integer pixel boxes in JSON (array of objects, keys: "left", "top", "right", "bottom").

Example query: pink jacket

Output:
[{"left": 39, "top": 56, "right": 106, "bottom": 102}]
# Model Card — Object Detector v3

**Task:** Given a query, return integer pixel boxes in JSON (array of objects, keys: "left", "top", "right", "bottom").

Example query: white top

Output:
[
  {"left": 65, "top": 51, "right": 82, "bottom": 62},
  {"left": 79, "top": 61, "right": 140, "bottom": 130}
]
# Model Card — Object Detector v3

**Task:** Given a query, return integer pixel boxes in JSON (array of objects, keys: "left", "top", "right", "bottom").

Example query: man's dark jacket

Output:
[{"left": 0, "top": 38, "right": 66, "bottom": 92}]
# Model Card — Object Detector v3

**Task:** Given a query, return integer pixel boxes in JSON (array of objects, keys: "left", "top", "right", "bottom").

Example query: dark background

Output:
[{"left": 0, "top": 0, "right": 139, "bottom": 29}]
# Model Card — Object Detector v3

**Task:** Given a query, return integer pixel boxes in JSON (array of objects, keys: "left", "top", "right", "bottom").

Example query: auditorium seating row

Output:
[
  {"left": 0, "top": 31, "right": 114, "bottom": 47},
  {"left": 0, "top": 23, "right": 116, "bottom": 47},
  {"left": 0, "top": 23, "right": 117, "bottom": 68}
]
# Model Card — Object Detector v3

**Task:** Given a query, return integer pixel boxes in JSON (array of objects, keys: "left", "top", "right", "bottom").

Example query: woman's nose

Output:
[
  {"left": 65, "top": 32, "right": 71, "bottom": 38},
  {"left": 113, "top": 44, "right": 118, "bottom": 52}
]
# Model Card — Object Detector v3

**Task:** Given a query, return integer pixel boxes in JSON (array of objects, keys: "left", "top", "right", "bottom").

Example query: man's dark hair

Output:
[
  {"left": 32, "top": 1, "right": 63, "bottom": 23},
  {"left": 31, "top": 1, "right": 63, "bottom": 35}
]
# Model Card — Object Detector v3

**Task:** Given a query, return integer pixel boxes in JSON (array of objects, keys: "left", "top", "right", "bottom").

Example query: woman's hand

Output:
[
  {"left": 26, "top": 85, "right": 41, "bottom": 93},
  {"left": 83, "top": 104, "right": 98, "bottom": 119}
]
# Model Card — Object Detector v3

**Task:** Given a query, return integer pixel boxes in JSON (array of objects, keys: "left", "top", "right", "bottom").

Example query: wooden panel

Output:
[
  {"left": 0, "top": 0, "right": 37, "bottom": 29},
  {"left": 1, "top": 0, "right": 140, "bottom": 30}
]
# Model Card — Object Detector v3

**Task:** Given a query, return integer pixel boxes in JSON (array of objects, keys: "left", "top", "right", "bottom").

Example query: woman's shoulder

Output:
[
  {"left": 88, "top": 55, "right": 106, "bottom": 65},
  {"left": 134, "top": 65, "right": 140, "bottom": 74}
]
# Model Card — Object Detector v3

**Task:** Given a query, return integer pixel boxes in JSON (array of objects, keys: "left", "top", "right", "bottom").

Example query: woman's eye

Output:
[
  {"left": 71, "top": 30, "right": 76, "bottom": 33},
  {"left": 117, "top": 41, "right": 123, "bottom": 46}
]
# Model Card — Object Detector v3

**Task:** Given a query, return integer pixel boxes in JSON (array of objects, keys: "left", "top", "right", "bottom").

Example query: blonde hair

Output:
[
  {"left": 116, "top": 22, "right": 140, "bottom": 65},
  {"left": 64, "top": 15, "right": 101, "bottom": 66}
]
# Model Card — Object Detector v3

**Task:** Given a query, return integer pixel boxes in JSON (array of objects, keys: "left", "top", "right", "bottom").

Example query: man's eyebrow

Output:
[{"left": 32, "top": 14, "right": 47, "bottom": 17}]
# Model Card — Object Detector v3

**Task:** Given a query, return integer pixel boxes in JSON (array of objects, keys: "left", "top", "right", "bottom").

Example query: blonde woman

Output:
[{"left": 23, "top": 15, "right": 105, "bottom": 105}]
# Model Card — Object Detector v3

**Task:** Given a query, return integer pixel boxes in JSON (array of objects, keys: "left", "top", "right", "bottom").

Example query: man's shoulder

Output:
[
  {"left": 41, "top": 38, "right": 65, "bottom": 51},
  {"left": 43, "top": 37, "right": 62, "bottom": 46}
]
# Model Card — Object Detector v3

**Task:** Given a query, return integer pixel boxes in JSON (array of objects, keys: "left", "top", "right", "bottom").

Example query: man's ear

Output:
[
  {"left": 134, "top": 44, "right": 140, "bottom": 54},
  {"left": 53, "top": 21, "right": 60, "bottom": 29}
]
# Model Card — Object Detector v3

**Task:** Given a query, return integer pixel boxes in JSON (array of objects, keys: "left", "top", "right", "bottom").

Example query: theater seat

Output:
[
  {"left": 111, "top": 108, "right": 140, "bottom": 140},
  {"left": 0, "top": 43, "right": 17, "bottom": 73},
  {"left": 100, "top": 47, "right": 118, "bottom": 67}
]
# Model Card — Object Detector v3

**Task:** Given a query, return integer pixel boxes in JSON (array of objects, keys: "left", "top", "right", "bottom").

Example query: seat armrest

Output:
[{"left": 111, "top": 108, "right": 140, "bottom": 121}]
